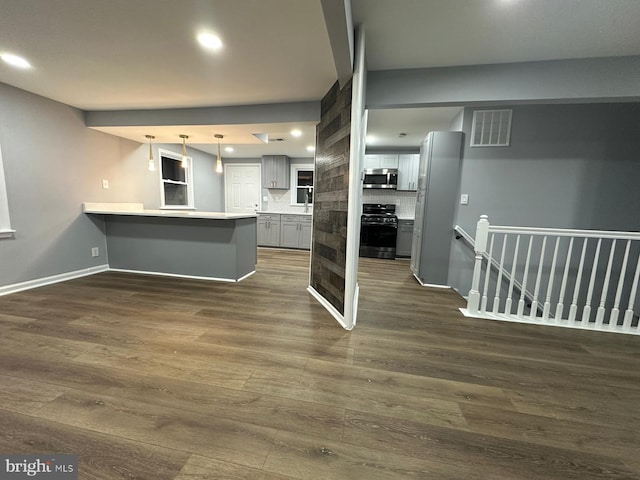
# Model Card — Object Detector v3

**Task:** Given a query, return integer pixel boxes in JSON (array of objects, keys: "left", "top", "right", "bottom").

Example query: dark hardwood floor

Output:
[{"left": 0, "top": 248, "right": 639, "bottom": 479}]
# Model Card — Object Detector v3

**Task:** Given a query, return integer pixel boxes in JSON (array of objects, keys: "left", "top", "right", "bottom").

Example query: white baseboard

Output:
[
  {"left": 0, "top": 264, "right": 256, "bottom": 297},
  {"left": 0, "top": 264, "right": 109, "bottom": 297},
  {"left": 109, "top": 268, "right": 255, "bottom": 283},
  {"left": 307, "top": 285, "right": 353, "bottom": 331},
  {"left": 413, "top": 273, "right": 452, "bottom": 289}
]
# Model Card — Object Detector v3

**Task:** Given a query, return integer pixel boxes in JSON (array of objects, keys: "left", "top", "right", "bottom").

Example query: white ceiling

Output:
[
  {"left": 366, "top": 107, "right": 463, "bottom": 148},
  {"left": 0, "top": 0, "right": 336, "bottom": 110},
  {"left": 3, "top": 0, "right": 640, "bottom": 154},
  {"left": 92, "top": 122, "right": 318, "bottom": 158}
]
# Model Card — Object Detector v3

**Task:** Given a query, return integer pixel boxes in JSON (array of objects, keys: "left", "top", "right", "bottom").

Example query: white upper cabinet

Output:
[
  {"left": 363, "top": 154, "right": 398, "bottom": 170},
  {"left": 363, "top": 154, "right": 380, "bottom": 169},
  {"left": 397, "top": 154, "right": 420, "bottom": 191}
]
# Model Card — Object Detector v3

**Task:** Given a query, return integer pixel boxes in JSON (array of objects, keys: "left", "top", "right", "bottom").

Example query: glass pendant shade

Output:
[
  {"left": 180, "top": 135, "right": 189, "bottom": 168},
  {"left": 215, "top": 134, "right": 224, "bottom": 174},
  {"left": 145, "top": 135, "right": 155, "bottom": 171}
]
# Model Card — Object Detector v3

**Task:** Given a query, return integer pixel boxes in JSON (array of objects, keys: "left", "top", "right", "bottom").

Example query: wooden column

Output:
[{"left": 309, "top": 79, "right": 352, "bottom": 316}]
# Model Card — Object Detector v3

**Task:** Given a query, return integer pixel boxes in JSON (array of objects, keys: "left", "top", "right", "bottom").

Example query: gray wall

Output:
[
  {"left": 449, "top": 102, "right": 640, "bottom": 295},
  {"left": 0, "top": 82, "right": 220, "bottom": 288},
  {"left": 366, "top": 56, "right": 640, "bottom": 109}
]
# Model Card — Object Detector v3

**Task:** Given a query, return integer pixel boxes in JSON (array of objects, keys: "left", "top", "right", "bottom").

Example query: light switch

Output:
[
  {"left": 263, "top": 196, "right": 268, "bottom": 202},
  {"left": 102, "top": 179, "right": 109, "bottom": 189},
  {"left": 460, "top": 193, "right": 469, "bottom": 205}
]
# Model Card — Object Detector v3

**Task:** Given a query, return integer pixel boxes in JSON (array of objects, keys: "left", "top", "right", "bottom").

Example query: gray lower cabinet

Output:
[
  {"left": 257, "top": 214, "right": 281, "bottom": 246},
  {"left": 280, "top": 214, "right": 312, "bottom": 249},
  {"left": 258, "top": 213, "right": 311, "bottom": 250},
  {"left": 396, "top": 219, "right": 414, "bottom": 257}
]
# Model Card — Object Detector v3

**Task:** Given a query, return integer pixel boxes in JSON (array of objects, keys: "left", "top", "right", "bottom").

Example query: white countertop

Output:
[
  {"left": 257, "top": 211, "right": 313, "bottom": 216},
  {"left": 83, "top": 203, "right": 256, "bottom": 220}
]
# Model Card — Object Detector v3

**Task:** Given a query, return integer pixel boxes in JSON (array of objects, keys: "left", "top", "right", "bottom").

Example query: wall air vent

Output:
[{"left": 470, "top": 109, "right": 512, "bottom": 147}]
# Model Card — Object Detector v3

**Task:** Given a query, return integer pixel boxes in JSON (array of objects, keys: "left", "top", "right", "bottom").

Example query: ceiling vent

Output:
[
  {"left": 271, "top": 138, "right": 285, "bottom": 142},
  {"left": 470, "top": 109, "right": 512, "bottom": 147}
]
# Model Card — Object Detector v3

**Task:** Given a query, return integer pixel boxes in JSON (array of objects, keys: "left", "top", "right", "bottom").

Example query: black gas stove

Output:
[{"left": 359, "top": 204, "right": 398, "bottom": 259}]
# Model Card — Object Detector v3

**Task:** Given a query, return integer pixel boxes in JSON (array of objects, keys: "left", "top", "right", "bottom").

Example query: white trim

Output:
[
  {"left": 236, "top": 270, "right": 257, "bottom": 282},
  {"left": 342, "top": 25, "right": 367, "bottom": 330},
  {"left": 0, "top": 265, "right": 109, "bottom": 297},
  {"left": 413, "top": 273, "right": 453, "bottom": 289},
  {"left": 489, "top": 224, "right": 640, "bottom": 240},
  {"left": 108, "top": 268, "right": 255, "bottom": 283},
  {"left": 158, "top": 148, "right": 195, "bottom": 209},
  {"left": 0, "top": 143, "right": 14, "bottom": 236},
  {"left": 307, "top": 285, "right": 352, "bottom": 330},
  {"left": 459, "top": 308, "right": 640, "bottom": 336},
  {"left": 290, "top": 164, "right": 315, "bottom": 206}
]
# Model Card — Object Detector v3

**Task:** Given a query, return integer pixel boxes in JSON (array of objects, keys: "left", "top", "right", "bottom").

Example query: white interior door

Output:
[{"left": 224, "top": 164, "right": 261, "bottom": 214}]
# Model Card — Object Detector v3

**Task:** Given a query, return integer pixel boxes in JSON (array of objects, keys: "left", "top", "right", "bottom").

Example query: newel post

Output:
[{"left": 468, "top": 215, "right": 489, "bottom": 315}]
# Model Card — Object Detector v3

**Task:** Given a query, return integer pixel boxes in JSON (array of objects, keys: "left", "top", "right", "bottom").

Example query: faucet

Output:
[{"left": 304, "top": 186, "right": 311, "bottom": 213}]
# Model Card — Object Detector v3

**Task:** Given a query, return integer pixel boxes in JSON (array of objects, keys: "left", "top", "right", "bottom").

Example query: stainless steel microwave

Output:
[{"left": 363, "top": 168, "right": 398, "bottom": 189}]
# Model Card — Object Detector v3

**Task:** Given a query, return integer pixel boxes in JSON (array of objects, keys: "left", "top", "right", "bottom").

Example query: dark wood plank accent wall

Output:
[{"left": 310, "top": 79, "right": 353, "bottom": 315}]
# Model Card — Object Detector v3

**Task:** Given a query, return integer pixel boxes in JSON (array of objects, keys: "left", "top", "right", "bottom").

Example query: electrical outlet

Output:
[
  {"left": 460, "top": 193, "right": 469, "bottom": 205},
  {"left": 91, "top": 247, "right": 99, "bottom": 257},
  {"left": 102, "top": 179, "right": 109, "bottom": 189}
]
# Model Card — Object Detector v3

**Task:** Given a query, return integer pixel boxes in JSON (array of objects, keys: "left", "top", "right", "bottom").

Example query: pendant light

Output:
[
  {"left": 214, "top": 134, "right": 224, "bottom": 173},
  {"left": 145, "top": 135, "right": 156, "bottom": 171},
  {"left": 179, "top": 134, "right": 189, "bottom": 168}
]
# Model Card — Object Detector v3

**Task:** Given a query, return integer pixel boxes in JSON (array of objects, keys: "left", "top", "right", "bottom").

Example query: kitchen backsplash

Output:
[
  {"left": 363, "top": 190, "right": 417, "bottom": 218},
  {"left": 262, "top": 188, "right": 310, "bottom": 214},
  {"left": 262, "top": 188, "right": 417, "bottom": 217}
]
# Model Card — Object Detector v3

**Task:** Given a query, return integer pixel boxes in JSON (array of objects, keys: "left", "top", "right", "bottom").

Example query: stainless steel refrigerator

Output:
[{"left": 411, "top": 131, "right": 463, "bottom": 286}]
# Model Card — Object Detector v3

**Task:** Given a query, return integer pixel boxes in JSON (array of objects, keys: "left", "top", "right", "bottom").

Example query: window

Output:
[
  {"left": 0, "top": 144, "right": 14, "bottom": 239},
  {"left": 159, "top": 148, "right": 194, "bottom": 209},
  {"left": 291, "top": 166, "right": 314, "bottom": 206}
]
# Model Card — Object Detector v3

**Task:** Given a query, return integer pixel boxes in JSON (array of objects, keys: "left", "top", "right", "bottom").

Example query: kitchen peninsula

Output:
[{"left": 83, "top": 203, "right": 257, "bottom": 282}]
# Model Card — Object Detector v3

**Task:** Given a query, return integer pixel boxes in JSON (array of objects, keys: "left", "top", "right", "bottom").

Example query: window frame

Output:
[
  {"left": 158, "top": 148, "right": 195, "bottom": 210},
  {"left": 290, "top": 165, "right": 315, "bottom": 206},
  {"left": 0, "top": 144, "right": 15, "bottom": 239}
]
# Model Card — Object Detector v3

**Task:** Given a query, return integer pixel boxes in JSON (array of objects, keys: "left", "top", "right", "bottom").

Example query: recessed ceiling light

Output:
[
  {"left": 224, "top": 146, "right": 234, "bottom": 153},
  {"left": 1, "top": 53, "right": 32, "bottom": 69},
  {"left": 366, "top": 135, "right": 376, "bottom": 144},
  {"left": 306, "top": 145, "right": 315, "bottom": 152},
  {"left": 197, "top": 32, "right": 223, "bottom": 51},
  {"left": 290, "top": 129, "right": 302, "bottom": 137}
]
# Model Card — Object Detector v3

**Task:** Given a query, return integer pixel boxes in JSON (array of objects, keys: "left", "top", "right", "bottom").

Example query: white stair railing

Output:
[{"left": 462, "top": 215, "right": 640, "bottom": 335}]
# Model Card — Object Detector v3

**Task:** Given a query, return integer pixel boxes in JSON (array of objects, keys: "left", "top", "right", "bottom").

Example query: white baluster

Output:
[
  {"left": 556, "top": 237, "right": 574, "bottom": 321},
  {"left": 493, "top": 234, "right": 508, "bottom": 315},
  {"left": 543, "top": 237, "right": 560, "bottom": 322},
  {"left": 480, "top": 234, "right": 495, "bottom": 313},
  {"left": 610, "top": 240, "right": 630, "bottom": 329},
  {"left": 569, "top": 238, "right": 588, "bottom": 323},
  {"left": 582, "top": 238, "right": 602, "bottom": 326},
  {"left": 468, "top": 215, "right": 489, "bottom": 315},
  {"left": 529, "top": 236, "right": 547, "bottom": 321},
  {"left": 595, "top": 240, "right": 616, "bottom": 328},
  {"left": 623, "top": 248, "right": 640, "bottom": 331},
  {"left": 517, "top": 236, "right": 534, "bottom": 318},
  {"left": 505, "top": 235, "right": 520, "bottom": 317}
]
